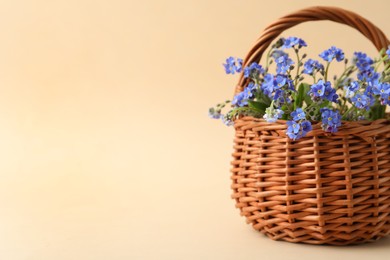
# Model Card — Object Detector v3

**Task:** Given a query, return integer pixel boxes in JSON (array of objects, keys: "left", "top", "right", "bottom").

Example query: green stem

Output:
[
  {"left": 265, "top": 47, "right": 274, "bottom": 70},
  {"left": 304, "top": 101, "right": 317, "bottom": 113},
  {"left": 341, "top": 106, "right": 355, "bottom": 120},
  {"left": 324, "top": 62, "right": 331, "bottom": 82},
  {"left": 340, "top": 98, "right": 348, "bottom": 114},
  {"left": 335, "top": 65, "right": 356, "bottom": 89},
  {"left": 293, "top": 48, "right": 301, "bottom": 87},
  {"left": 374, "top": 51, "right": 388, "bottom": 72}
]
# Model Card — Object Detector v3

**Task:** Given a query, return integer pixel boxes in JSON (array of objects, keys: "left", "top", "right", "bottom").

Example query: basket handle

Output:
[{"left": 235, "top": 6, "right": 390, "bottom": 94}]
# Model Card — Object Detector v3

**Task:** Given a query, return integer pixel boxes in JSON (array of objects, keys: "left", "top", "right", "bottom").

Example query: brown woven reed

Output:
[{"left": 231, "top": 6, "right": 390, "bottom": 245}]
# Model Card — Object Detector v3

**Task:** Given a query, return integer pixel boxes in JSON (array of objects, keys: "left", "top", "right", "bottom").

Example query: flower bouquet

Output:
[
  {"left": 210, "top": 6, "right": 390, "bottom": 245},
  {"left": 211, "top": 38, "right": 390, "bottom": 138}
]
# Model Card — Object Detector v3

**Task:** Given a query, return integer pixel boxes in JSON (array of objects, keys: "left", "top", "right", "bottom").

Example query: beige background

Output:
[{"left": 0, "top": 0, "right": 389, "bottom": 259}]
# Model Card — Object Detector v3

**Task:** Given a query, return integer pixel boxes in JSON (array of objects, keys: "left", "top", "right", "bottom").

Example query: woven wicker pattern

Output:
[
  {"left": 231, "top": 6, "right": 390, "bottom": 245},
  {"left": 232, "top": 118, "right": 390, "bottom": 245}
]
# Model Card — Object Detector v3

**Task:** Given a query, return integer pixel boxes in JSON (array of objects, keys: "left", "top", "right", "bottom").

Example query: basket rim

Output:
[
  {"left": 234, "top": 116, "right": 390, "bottom": 126},
  {"left": 234, "top": 116, "right": 390, "bottom": 140}
]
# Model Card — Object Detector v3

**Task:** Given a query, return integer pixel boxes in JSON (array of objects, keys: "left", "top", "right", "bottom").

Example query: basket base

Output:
[{"left": 253, "top": 221, "right": 390, "bottom": 245}]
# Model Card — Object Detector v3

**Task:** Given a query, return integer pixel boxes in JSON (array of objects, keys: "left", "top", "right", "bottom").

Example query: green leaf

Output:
[
  {"left": 320, "top": 100, "right": 330, "bottom": 109},
  {"left": 255, "top": 90, "right": 272, "bottom": 106},
  {"left": 281, "top": 105, "right": 289, "bottom": 120},
  {"left": 261, "top": 94, "right": 272, "bottom": 106},
  {"left": 248, "top": 100, "right": 268, "bottom": 114},
  {"left": 302, "top": 83, "right": 313, "bottom": 107},
  {"left": 371, "top": 103, "right": 386, "bottom": 120},
  {"left": 294, "top": 83, "right": 307, "bottom": 109}
]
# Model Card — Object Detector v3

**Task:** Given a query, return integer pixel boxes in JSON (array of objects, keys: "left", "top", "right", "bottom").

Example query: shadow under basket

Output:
[{"left": 229, "top": 6, "right": 390, "bottom": 245}]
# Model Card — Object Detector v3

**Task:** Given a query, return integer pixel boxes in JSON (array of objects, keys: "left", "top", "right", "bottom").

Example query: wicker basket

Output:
[{"left": 231, "top": 6, "right": 390, "bottom": 245}]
